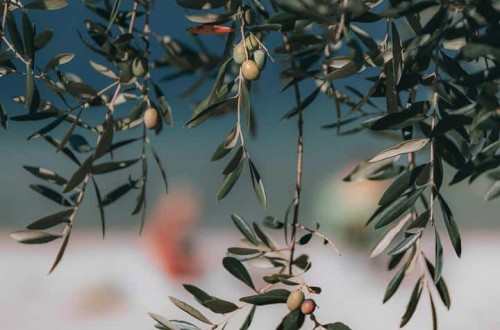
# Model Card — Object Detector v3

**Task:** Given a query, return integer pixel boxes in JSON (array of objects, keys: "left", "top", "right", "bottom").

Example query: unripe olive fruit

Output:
[
  {"left": 253, "top": 50, "right": 266, "bottom": 70},
  {"left": 300, "top": 299, "right": 316, "bottom": 315},
  {"left": 245, "top": 33, "right": 260, "bottom": 51},
  {"left": 286, "top": 290, "right": 305, "bottom": 311},
  {"left": 241, "top": 60, "right": 260, "bottom": 81},
  {"left": 144, "top": 107, "right": 158, "bottom": 129},
  {"left": 132, "top": 56, "right": 148, "bottom": 77},
  {"left": 232, "top": 43, "right": 246, "bottom": 65}
]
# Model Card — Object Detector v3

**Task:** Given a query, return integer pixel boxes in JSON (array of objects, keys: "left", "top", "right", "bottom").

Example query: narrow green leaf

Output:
[
  {"left": 276, "top": 309, "right": 305, "bottom": 330},
  {"left": 11, "top": 230, "right": 61, "bottom": 244},
  {"left": 324, "top": 322, "right": 352, "bottom": 330},
  {"left": 93, "top": 115, "right": 114, "bottom": 159},
  {"left": 253, "top": 222, "right": 274, "bottom": 248},
  {"left": 370, "top": 213, "right": 411, "bottom": 258},
  {"left": 223, "top": 147, "right": 244, "bottom": 175},
  {"left": 434, "top": 228, "right": 443, "bottom": 283},
  {"left": 34, "top": 29, "right": 53, "bottom": 50},
  {"left": 371, "top": 186, "right": 425, "bottom": 228},
  {"left": 24, "top": 0, "right": 69, "bottom": 10},
  {"left": 383, "top": 265, "right": 405, "bottom": 303},
  {"left": 22, "top": 12, "right": 35, "bottom": 60},
  {"left": 204, "top": 299, "right": 239, "bottom": 314},
  {"left": 48, "top": 227, "right": 71, "bottom": 273},
  {"left": 429, "top": 293, "right": 438, "bottom": 330},
  {"left": 0, "top": 102, "right": 7, "bottom": 129},
  {"left": 63, "top": 156, "right": 93, "bottom": 193},
  {"left": 106, "top": 0, "right": 122, "bottom": 32},
  {"left": 391, "top": 22, "right": 403, "bottom": 85},
  {"left": 249, "top": 159, "right": 267, "bottom": 209},
  {"left": 26, "top": 209, "right": 74, "bottom": 230},
  {"left": 281, "top": 86, "right": 321, "bottom": 120},
  {"left": 169, "top": 297, "right": 213, "bottom": 325},
  {"left": 149, "top": 143, "right": 168, "bottom": 193},
  {"left": 239, "top": 305, "right": 256, "bottom": 330},
  {"left": 388, "top": 234, "right": 420, "bottom": 255},
  {"left": 91, "top": 177, "right": 106, "bottom": 238},
  {"left": 405, "top": 209, "right": 431, "bottom": 234},
  {"left": 231, "top": 214, "right": 258, "bottom": 246},
  {"left": 6, "top": 11, "right": 24, "bottom": 56},
  {"left": 23, "top": 165, "right": 67, "bottom": 185},
  {"left": 148, "top": 313, "right": 181, "bottom": 330},
  {"left": 425, "top": 258, "right": 451, "bottom": 309},
  {"left": 183, "top": 284, "right": 213, "bottom": 306},
  {"left": 240, "top": 289, "right": 290, "bottom": 305},
  {"left": 30, "top": 184, "right": 72, "bottom": 206},
  {"left": 222, "top": 257, "right": 255, "bottom": 290},
  {"left": 400, "top": 277, "right": 424, "bottom": 327},
  {"left": 25, "top": 64, "right": 35, "bottom": 111},
  {"left": 437, "top": 194, "right": 461, "bottom": 257},
  {"left": 216, "top": 158, "right": 244, "bottom": 201},
  {"left": 102, "top": 180, "right": 137, "bottom": 206},
  {"left": 91, "top": 158, "right": 140, "bottom": 174},
  {"left": 369, "top": 139, "right": 429, "bottom": 163}
]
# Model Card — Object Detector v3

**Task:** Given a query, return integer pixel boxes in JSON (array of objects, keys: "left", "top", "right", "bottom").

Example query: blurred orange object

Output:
[
  {"left": 142, "top": 188, "right": 202, "bottom": 280},
  {"left": 187, "top": 24, "right": 234, "bottom": 35}
]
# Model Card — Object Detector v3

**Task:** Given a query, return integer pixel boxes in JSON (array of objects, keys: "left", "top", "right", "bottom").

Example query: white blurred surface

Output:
[{"left": 1, "top": 229, "right": 500, "bottom": 330}]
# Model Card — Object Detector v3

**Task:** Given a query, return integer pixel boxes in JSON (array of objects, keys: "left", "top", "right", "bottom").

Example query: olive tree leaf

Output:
[
  {"left": 249, "top": 159, "right": 267, "bottom": 209},
  {"left": 26, "top": 209, "right": 74, "bottom": 230},
  {"left": 169, "top": 297, "right": 213, "bottom": 325},
  {"left": 369, "top": 186, "right": 425, "bottom": 228},
  {"left": 23, "top": 165, "right": 68, "bottom": 186},
  {"left": 370, "top": 213, "right": 411, "bottom": 258},
  {"left": 240, "top": 305, "right": 256, "bottom": 330},
  {"left": 369, "top": 139, "right": 429, "bottom": 163},
  {"left": 383, "top": 265, "right": 406, "bottom": 303},
  {"left": 11, "top": 230, "right": 61, "bottom": 244},
  {"left": 30, "top": 184, "right": 72, "bottom": 206},
  {"left": 400, "top": 277, "right": 424, "bottom": 327},
  {"left": 425, "top": 258, "right": 451, "bottom": 309},
  {"left": 222, "top": 257, "right": 255, "bottom": 290},
  {"left": 324, "top": 322, "right": 352, "bottom": 330},
  {"left": 434, "top": 228, "right": 444, "bottom": 283},
  {"left": 148, "top": 313, "right": 181, "bottom": 330},
  {"left": 216, "top": 158, "right": 244, "bottom": 201},
  {"left": 240, "top": 289, "right": 290, "bottom": 305},
  {"left": 204, "top": 299, "right": 239, "bottom": 314},
  {"left": 276, "top": 309, "right": 305, "bottom": 330},
  {"left": 231, "top": 213, "right": 258, "bottom": 245},
  {"left": 437, "top": 194, "right": 461, "bottom": 257},
  {"left": 24, "top": 0, "right": 69, "bottom": 10},
  {"left": 388, "top": 233, "right": 421, "bottom": 255}
]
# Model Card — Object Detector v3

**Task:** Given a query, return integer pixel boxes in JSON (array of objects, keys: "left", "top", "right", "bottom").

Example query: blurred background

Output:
[{"left": 0, "top": 1, "right": 499, "bottom": 330}]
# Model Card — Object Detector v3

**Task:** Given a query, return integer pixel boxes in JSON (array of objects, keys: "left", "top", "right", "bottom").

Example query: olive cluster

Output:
[
  {"left": 232, "top": 32, "right": 266, "bottom": 81},
  {"left": 286, "top": 289, "right": 317, "bottom": 315}
]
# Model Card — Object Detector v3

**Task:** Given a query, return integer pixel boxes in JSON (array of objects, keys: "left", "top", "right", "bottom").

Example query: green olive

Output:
[
  {"left": 245, "top": 33, "right": 260, "bottom": 52},
  {"left": 132, "top": 56, "right": 148, "bottom": 77},
  {"left": 286, "top": 290, "right": 305, "bottom": 311},
  {"left": 241, "top": 60, "right": 260, "bottom": 81},
  {"left": 232, "top": 43, "right": 246, "bottom": 65},
  {"left": 253, "top": 50, "right": 266, "bottom": 70}
]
